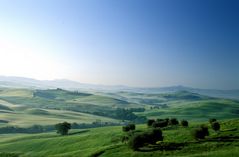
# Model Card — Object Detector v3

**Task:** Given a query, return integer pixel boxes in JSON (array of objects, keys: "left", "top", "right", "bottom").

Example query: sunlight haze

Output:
[{"left": 0, "top": 0, "right": 238, "bottom": 89}]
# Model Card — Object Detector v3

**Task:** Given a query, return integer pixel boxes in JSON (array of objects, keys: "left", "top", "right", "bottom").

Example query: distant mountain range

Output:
[{"left": 0, "top": 75, "right": 238, "bottom": 100}]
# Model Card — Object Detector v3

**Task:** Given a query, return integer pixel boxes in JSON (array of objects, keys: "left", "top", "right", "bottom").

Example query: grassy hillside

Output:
[
  {"left": 0, "top": 88, "right": 238, "bottom": 127},
  {"left": 0, "top": 119, "right": 238, "bottom": 157}
]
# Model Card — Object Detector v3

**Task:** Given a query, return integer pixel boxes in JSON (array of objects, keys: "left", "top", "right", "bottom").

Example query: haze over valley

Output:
[{"left": 0, "top": 0, "right": 238, "bottom": 157}]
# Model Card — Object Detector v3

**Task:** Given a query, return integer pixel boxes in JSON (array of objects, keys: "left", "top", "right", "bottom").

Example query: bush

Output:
[
  {"left": 169, "top": 118, "right": 179, "bottom": 125},
  {"left": 181, "top": 120, "right": 189, "bottom": 127},
  {"left": 211, "top": 122, "right": 220, "bottom": 131},
  {"left": 147, "top": 119, "right": 155, "bottom": 127},
  {"left": 192, "top": 125, "right": 209, "bottom": 140}
]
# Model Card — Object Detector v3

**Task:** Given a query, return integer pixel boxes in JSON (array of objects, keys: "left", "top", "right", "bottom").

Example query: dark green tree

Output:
[
  {"left": 209, "top": 118, "right": 217, "bottom": 124},
  {"left": 147, "top": 119, "right": 155, "bottom": 127},
  {"left": 122, "top": 125, "right": 130, "bottom": 132},
  {"left": 181, "top": 120, "right": 189, "bottom": 127},
  {"left": 55, "top": 122, "right": 71, "bottom": 135},
  {"left": 128, "top": 123, "right": 136, "bottom": 130},
  {"left": 192, "top": 125, "right": 209, "bottom": 140},
  {"left": 211, "top": 121, "right": 220, "bottom": 132},
  {"left": 169, "top": 118, "right": 179, "bottom": 125}
]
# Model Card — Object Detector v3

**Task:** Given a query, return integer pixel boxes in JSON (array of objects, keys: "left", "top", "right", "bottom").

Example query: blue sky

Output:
[{"left": 0, "top": 0, "right": 238, "bottom": 89}]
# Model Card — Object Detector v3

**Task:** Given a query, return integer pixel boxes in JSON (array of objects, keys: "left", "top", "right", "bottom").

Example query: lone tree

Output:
[
  {"left": 181, "top": 120, "right": 189, "bottom": 127},
  {"left": 211, "top": 121, "right": 220, "bottom": 132},
  {"left": 55, "top": 122, "right": 71, "bottom": 135}
]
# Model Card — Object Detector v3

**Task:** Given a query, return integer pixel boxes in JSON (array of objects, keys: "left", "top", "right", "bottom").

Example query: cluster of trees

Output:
[
  {"left": 147, "top": 118, "right": 188, "bottom": 128},
  {"left": 93, "top": 108, "right": 147, "bottom": 123},
  {"left": 0, "top": 125, "right": 55, "bottom": 134},
  {"left": 122, "top": 118, "right": 182, "bottom": 151},
  {"left": 122, "top": 122, "right": 163, "bottom": 150},
  {"left": 129, "top": 128, "right": 163, "bottom": 150},
  {"left": 192, "top": 118, "right": 221, "bottom": 140},
  {"left": 0, "top": 121, "right": 121, "bottom": 134}
]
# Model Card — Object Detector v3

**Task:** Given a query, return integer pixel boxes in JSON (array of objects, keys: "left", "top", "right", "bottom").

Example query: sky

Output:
[{"left": 0, "top": 0, "right": 238, "bottom": 89}]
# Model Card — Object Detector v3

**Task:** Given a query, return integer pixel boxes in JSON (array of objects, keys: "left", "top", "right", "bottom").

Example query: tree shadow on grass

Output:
[
  {"left": 138, "top": 142, "right": 187, "bottom": 152},
  {"left": 68, "top": 129, "right": 90, "bottom": 135}
]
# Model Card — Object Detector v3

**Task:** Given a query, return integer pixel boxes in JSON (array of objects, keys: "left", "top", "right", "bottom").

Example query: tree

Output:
[
  {"left": 122, "top": 125, "right": 130, "bottom": 132},
  {"left": 128, "top": 128, "right": 163, "bottom": 151},
  {"left": 128, "top": 133, "right": 146, "bottom": 151},
  {"left": 209, "top": 118, "right": 217, "bottom": 124},
  {"left": 55, "top": 122, "right": 71, "bottom": 135},
  {"left": 122, "top": 123, "right": 136, "bottom": 132},
  {"left": 181, "top": 120, "right": 189, "bottom": 127},
  {"left": 169, "top": 118, "right": 179, "bottom": 125},
  {"left": 211, "top": 122, "right": 220, "bottom": 132},
  {"left": 128, "top": 123, "right": 136, "bottom": 130},
  {"left": 192, "top": 125, "right": 209, "bottom": 140},
  {"left": 146, "top": 128, "right": 163, "bottom": 144},
  {"left": 147, "top": 119, "right": 155, "bottom": 127}
]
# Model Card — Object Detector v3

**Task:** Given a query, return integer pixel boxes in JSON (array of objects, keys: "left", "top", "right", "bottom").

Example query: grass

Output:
[
  {"left": 0, "top": 88, "right": 238, "bottom": 157},
  {"left": 0, "top": 88, "right": 238, "bottom": 127},
  {"left": 0, "top": 119, "right": 238, "bottom": 157}
]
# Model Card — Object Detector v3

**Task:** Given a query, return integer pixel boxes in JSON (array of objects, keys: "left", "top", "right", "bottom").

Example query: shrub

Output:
[
  {"left": 181, "top": 120, "right": 189, "bottom": 127},
  {"left": 147, "top": 119, "right": 155, "bottom": 127},
  {"left": 192, "top": 125, "right": 209, "bottom": 140},
  {"left": 211, "top": 122, "right": 220, "bottom": 131},
  {"left": 169, "top": 118, "right": 179, "bottom": 125}
]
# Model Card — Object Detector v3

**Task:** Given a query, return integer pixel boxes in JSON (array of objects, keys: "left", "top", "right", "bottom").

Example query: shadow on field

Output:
[
  {"left": 206, "top": 135, "right": 239, "bottom": 142},
  {"left": 68, "top": 129, "right": 90, "bottom": 135},
  {"left": 138, "top": 142, "right": 187, "bottom": 152}
]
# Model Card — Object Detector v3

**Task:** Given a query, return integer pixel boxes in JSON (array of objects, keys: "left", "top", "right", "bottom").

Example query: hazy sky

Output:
[{"left": 0, "top": 0, "right": 238, "bottom": 89}]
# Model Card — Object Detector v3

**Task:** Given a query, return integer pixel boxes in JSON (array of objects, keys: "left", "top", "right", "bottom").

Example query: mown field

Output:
[{"left": 0, "top": 119, "right": 238, "bottom": 157}]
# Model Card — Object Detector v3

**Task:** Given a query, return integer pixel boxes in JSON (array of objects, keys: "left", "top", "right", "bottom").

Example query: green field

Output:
[
  {"left": 0, "top": 88, "right": 238, "bottom": 156},
  {"left": 0, "top": 119, "right": 238, "bottom": 157},
  {"left": 0, "top": 88, "right": 238, "bottom": 127}
]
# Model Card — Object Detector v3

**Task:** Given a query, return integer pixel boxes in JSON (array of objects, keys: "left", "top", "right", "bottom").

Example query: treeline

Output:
[
  {"left": 0, "top": 122, "right": 120, "bottom": 134},
  {"left": 92, "top": 108, "right": 146, "bottom": 123},
  {"left": 0, "top": 125, "right": 55, "bottom": 134}
]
